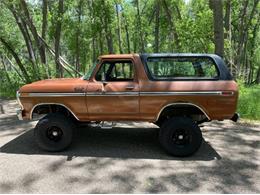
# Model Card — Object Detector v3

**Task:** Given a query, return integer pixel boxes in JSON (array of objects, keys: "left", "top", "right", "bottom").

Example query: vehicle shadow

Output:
[{"left": 0, "top": 125, "right": 221, "bottom": 161}]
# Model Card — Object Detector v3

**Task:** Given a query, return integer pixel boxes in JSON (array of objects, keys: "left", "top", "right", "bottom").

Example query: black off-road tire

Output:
[
  {"left": 34, "top": 113, "right": 74, "bottom": 152},
  {"left": 159, "top": 117, "right": 202, "bottom": 157}
]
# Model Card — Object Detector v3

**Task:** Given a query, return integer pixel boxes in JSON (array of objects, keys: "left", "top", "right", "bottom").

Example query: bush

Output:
[{"left": 237, "top": 81, "right": 260, "bottom": 120}]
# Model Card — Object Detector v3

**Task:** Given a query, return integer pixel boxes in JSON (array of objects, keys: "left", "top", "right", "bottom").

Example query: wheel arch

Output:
[
  {"left": 155, "top": 102, "right": 210, "bottom": 125},
  {"left": 30, "top": 103, "right": 79, "bottom": 120}
]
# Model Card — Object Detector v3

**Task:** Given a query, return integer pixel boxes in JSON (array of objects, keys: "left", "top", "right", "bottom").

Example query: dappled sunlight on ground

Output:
[{"left": 0, "top": 99, "right": 259, "bottom": 193}]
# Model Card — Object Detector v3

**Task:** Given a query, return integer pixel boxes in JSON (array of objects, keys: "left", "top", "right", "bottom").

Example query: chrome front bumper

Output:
[
  {"left": 16, "top": 108, "right": 23, "bottom": 120},
  {"left": 16, "top": 91, "right": 23, "bottom": 120}
]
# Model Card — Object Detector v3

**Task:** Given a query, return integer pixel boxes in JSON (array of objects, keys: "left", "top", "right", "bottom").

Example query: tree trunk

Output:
[
  {"left": 174, "top": 2, "right": 182, "bottom": 20},
  {"left": 234, "top": 0, "right": 249, "bottom": 77},
  {"left": 224, "top": 0, "right": 233, "bottom": 73},
  {"left": 54, "top": 0, "right": 64, "bottom": 78},
  {"left": 20, "top": 0, "right": 46, "bottom": 64},
  {"left": 99, "top": 30, "right": 104, "bottom": 54},
  {"left": 92, "top": 38, "right": 96, "bottom": 63},
  {"left": 162, "top": 0, "right": 180, "bottom": 51},
  {"left": 0, "top": 37, "right": 31, "bottom": 83},
  {"left": 224, "top": 0, "right": 231, "bottom": 38},
  {"left": 5, "top": 56, "right": 25, "bottom": 81},
  {"left": 101, "top": 0, "right": 114, "bottom": 54},
  {"left": 8, "top": 6, "right": 39, "bottom": 79},
  {"left": 122, "top": 10, "right": 131, "bottom": 53},
  {"left": 154, "top": 1, "right": 160, "bottom": 53},
  {"left": 38, "top": 35, "right": 78, "bottom": 77},
  {"left": 153, "top": 1, "right": 160, "bottom": 75},
  {"left": 209, "top": 0, "right": 224, "bottom": 57},
  {"left": 41, "top": 0, "right": 48, "bottom": 41},
  {"left": 75, "top": 0, "right": 82, "bottom": 76},
  {"left": 136, "top": 0, "right": 145, "bottom": 52},
  {"left": 104, "top": 25, "right": 114, "bottom": 54},
  {"left": 41, "top": 0, "right": 50, "bottom": 77},
  {"left": 105, "top": 27, "right": 114, "bottom": 54},
  {"left": 9, "top": 7, "right": 35, "bottom": 61},
  {"left": 237, "top": 0, "right": 259, "bottom": 77},
  {"left": 248, "top": 14, "right": 260, "bottom": 84},
  {"left": 248, "top": 62, "right": 253, "bottom": 84},
  {"left": 1, "top": 56, "right": 13, "bottom": 86},
  {"left": 256, "top": 66, "right": 260, "bottom": 84},
  {"left": 116, "top": 3, "right": 123, "bottom": 54}
]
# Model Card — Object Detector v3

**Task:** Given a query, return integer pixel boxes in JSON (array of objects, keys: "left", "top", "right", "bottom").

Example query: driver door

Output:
[{"left": 86, "top": 59, "right": 139, "bottom": 120}]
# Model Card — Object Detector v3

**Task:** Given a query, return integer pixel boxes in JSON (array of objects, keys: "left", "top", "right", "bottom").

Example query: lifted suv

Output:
[{"left": 17, "top": 53, "right": 239, "bottom": 156}]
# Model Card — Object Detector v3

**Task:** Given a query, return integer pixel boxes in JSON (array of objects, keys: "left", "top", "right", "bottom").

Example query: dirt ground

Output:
[{"left": 0, "top": 99, "right": 259, "bottom": 193}]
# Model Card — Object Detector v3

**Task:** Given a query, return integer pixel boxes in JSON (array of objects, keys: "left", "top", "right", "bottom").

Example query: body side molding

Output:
[{"left": 26, "top": 91, "right": 233, "bottom": 97}]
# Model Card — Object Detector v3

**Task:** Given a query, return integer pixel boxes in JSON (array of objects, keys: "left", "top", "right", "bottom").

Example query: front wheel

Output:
[
  {"left": 159, "top": 117, "right": 202, "bottom": 157},
  {"left": 34, "top": 113, "right": 74, "bottom": 152}
]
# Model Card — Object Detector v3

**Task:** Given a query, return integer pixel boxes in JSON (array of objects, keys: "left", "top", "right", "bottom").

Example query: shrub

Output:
[{"left": 237, "top": 81, "right": 260, "bottom": 120}]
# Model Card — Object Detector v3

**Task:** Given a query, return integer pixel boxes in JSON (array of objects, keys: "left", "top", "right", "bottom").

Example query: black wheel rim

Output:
[
  {"left": 172, "top": 129, "right": 191, "bottom": 146},
  {"left": 46, "top": 126, "right": 63, "bottom": 142}
]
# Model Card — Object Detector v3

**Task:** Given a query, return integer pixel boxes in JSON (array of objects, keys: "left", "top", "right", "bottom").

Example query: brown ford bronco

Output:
[{"left": 17, "top": 53, "right": 239, "bottom": 156}]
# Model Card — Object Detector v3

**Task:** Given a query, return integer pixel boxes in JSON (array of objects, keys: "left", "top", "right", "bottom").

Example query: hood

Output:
[{"left": 19, "top": 78, "right": 89, "bottom": 93}]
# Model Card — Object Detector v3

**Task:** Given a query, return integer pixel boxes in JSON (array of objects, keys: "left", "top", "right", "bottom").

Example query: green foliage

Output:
[
  {"left": 177, "top": 0, "right": 214, "bottom": 53},
  {"left": 237, "top": 80, "right": 260, "bottom": 120},
  {"left": 0, "top": 70, "right": 24, "bottom": 98}
]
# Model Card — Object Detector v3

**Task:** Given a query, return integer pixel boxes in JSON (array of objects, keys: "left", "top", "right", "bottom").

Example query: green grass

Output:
[{"left": 237, "top": 81, "right": 260, "bottom": 120}]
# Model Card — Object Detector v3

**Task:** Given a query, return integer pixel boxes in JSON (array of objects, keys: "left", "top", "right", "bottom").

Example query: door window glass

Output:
[{"left": 96, "top": 61, "right": 134, "bottom": 81}]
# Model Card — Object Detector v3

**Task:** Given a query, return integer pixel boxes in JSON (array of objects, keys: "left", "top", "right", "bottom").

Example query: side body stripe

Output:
[{"left": 25, "top": 91, "right": 232, "bottom": 97}]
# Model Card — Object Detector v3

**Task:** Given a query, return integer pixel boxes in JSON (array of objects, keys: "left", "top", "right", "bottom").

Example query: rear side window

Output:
[{"left": 146, "top": 57, "right": 219, "bottom": 80}]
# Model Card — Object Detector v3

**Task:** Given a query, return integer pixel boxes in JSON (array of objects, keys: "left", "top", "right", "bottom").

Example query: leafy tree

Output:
[{"left": 0, "top": 0, "right": 259, "bottom": 90}]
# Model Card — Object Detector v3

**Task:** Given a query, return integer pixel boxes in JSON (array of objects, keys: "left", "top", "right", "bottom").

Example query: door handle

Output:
[{"left": 125, "top": 86, "right": 135, "bottom": 90}]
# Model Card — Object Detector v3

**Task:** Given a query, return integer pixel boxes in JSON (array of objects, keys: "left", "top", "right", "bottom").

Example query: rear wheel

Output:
[
  {"left": 34, "top": 113, "right": 74, "bottom": 152},
  {"left": 159, "top": 117, "right": 202, "bottom": 156}
]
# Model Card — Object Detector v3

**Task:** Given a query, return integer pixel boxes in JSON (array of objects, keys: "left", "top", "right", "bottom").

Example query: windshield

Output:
[{"left": 83, "top": 60, "right": 99, "bottom": 80}]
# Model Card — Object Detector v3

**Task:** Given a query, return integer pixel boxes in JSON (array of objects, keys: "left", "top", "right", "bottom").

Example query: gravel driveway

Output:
[{"left": 0, "top": 99, "right": 259, "bottom": 193}]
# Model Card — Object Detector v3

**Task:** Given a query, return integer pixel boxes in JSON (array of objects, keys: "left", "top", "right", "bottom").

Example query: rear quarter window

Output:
[{"left": 146, "top": 57, "right": 219, "bottom": 80}]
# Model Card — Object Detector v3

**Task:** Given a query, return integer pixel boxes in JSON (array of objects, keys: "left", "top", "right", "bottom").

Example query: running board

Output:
[{"left": 94, "top": 121, "right": 116, "bottom": 129}]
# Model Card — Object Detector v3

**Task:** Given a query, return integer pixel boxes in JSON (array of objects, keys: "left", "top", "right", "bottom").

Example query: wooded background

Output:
[{"left": 0, "top": 0, "right": 259, "bottom": 91}]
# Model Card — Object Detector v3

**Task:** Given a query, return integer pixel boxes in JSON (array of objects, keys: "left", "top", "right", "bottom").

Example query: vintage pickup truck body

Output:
[
  {"left": 17, "top": 53, "right": 238, "bottom": 122},
  {"left": 17, "top": 53, "right": 239, "bottom": 156}
]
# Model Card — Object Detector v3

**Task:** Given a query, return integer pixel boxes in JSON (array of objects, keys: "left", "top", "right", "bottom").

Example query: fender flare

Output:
[
  {"left": 30, "top": 103, "right": 79, "bottom": 120},
  {"left": 155, "top": 102, "right": 211, "bottom": 121}
]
